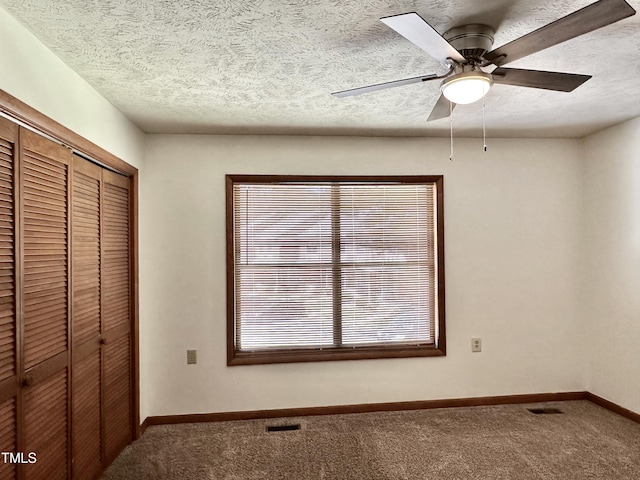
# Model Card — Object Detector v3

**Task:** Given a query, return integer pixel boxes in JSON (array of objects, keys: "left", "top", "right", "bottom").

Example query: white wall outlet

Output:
[
  {"left": 187, "top": 349, "right": 197, "bottom": 364},
  {"left": 471, "top": 338, "right": 482, "bottom": 353}
]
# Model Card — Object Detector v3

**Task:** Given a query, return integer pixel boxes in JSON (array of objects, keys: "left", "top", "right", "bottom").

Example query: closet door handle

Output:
[
  {"left": 100, "top": 336, "right": 108, "bottom": 345},
  {"left": 23, "top": 374, "right": 35, "bottom": 387}
]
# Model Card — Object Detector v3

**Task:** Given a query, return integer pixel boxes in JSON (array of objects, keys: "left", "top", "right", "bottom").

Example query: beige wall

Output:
[
  {"left": 0, "top": 6, "right": 145, "bottom": 168},
  {"left": 140, "top": 134, "right": 585, "bottom": 418},
  {"left": 582, "top": 116, "right": 640, "bottom": 414}
]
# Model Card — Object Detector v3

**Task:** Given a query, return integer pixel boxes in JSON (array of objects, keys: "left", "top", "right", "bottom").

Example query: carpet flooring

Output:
[{"left": 101, "top": 400, "right": 640, "bottom": 479}]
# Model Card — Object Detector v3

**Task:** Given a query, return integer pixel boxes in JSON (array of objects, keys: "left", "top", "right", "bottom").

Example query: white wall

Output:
[
  {"left": 582, "top": 116, "right": 640, "bottom": 415},
  {"left": 0, "top": 6, "right": 144, "bottom": 168},
  {"left": 140, "top": 134, "right": 584, "bottom": 417}
]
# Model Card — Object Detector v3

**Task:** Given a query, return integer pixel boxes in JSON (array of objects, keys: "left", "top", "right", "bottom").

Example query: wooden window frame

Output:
[{"left": 226, "top": 175, "right": 446, "bottom": 366}]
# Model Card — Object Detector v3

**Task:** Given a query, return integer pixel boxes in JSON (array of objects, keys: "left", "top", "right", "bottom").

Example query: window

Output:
[{"left": 226, "top": 175, "right": 445, "bottom": 365}]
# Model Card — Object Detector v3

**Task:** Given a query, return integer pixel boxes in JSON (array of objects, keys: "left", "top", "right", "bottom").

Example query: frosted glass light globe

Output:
[{"left": 441, "top": 71, "right": 493, "bottom": 105}]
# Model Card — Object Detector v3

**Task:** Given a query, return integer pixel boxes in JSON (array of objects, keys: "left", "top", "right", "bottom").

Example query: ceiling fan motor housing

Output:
[{"left": 443, "top": 24, "right": 495, "bottom": 61}]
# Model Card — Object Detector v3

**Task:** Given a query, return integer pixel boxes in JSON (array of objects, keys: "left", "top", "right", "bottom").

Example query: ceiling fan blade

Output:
[
  {"left": 485, "top": 0, "right": 636, "bottom": 67},
  {"left": 381, "top": 13, "right": 466, "bottom": 64},
  {"left": 492, "top": 67, "right": 592, "bottom": 92},
  {"left": 332, "top": 73, "right": 443, "bottom": 98},
  {"left": 427, "top": 94, "right": 455, "bottom": 122}
]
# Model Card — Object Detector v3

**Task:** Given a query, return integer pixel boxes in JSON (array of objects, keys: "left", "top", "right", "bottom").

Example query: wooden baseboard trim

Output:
[
  {"left": 140, "top": 416, "right": 153, "bottom": 435},
  {"left": 140, "top": 391, "right": 588, "bottom": 429},
  {"left": 139, "top": 391, "right": 640, "bottom": 433},
  {"left": 586, "top": 392, "right": 640, "bottom": 424}
]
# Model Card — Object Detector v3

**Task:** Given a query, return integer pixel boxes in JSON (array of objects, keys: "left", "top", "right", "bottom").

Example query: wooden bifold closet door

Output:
[
  {"left": 0, "top": 117, "right": 18, "bottom": 480},
  {"left": 70, "top": 158, "right": 133, "bottom": 477},
  {"left": 70, "top": 158, "right": 102, "bottom": 480},
  {"left": 0, "top": 115, "right": 134, "bottom": 480},
  {"left": 0, "top": 121, "right": 73, "bottom": 480},
  {"left": 21, "top": 128, "right": 72, "bottom": 480},
  {"left": 101, "top": 170, "right": 132, "bottom": 465}
]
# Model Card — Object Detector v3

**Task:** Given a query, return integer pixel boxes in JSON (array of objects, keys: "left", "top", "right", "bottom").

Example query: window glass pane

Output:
[
  {"left": 341, "top": 264, "right": 434, "bottom": 345},
  {"left": 340, "top": 184, "right": 433, "bottom": 263},
  {"left": 235, "top": 184, "right": 332, "bottom": 265},
  {"left": 237, "top": 266, "right": 333, "bottom": 350}
]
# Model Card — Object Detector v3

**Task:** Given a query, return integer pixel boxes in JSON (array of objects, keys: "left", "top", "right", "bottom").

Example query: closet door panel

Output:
[
  {"left": 71, "top": 160, "right": 101, "bottom": 347},
  {"left": 20, "top": 128, "right": 70, "bottom": 480},
  {"left": 71, "top": 157, "right": 102, "bottom": 479},
  {"left": 102, "top": 175, "right": 129, "bottom": 333},
  {"left": 21, "top": 130, "right": 70, "bottom": 371},
  {"left": 0, "top": 118, "right": 18, "bottom": 480},
  {"left": 72, "top": 345, "right": 101, "bottom": 480},
  {"left": 23, "top": 366, "right": 68, "bottom": 480},
  {"left": 102, "top": 171, "right": 131, "bottom": 463},
  {"left": 0, "top": 119, "right": 17, "bottom": 384},
  {"left": 0, "top": 137, "right": 16, "bottom": 380},
  {"left": 0, "top": 397, "right": 17, "bottom": 480},
  {"left": 103, "top": 333, "right": 130, "bottom": 462}
]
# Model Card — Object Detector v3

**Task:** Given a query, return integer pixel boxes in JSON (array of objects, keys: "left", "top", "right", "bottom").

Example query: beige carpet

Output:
[{"left": 101, "top": 401, "right": 640, "bottom": 479}]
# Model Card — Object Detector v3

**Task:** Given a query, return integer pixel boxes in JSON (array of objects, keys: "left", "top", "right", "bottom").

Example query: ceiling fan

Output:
[{"left": 332, "top": 0, "right": 636, "bottom": 121}]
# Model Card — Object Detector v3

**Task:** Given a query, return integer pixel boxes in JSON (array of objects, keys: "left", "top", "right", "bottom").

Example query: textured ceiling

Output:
[{"left": 1, "top": 0, "right": 639, "bottom": 137}]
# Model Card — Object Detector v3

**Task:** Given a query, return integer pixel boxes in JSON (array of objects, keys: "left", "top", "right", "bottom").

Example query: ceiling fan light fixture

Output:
[{"left": 441, "top": 70, "right": 493, "bottom": 105}]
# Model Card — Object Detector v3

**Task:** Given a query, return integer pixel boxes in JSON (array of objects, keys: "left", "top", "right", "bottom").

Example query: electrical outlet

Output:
[
  {"left": 471, "top": 338, "right": 482, "bottom": 353},
  {"left": 187, "top": 349, "right": 197, "bottom": 364}
]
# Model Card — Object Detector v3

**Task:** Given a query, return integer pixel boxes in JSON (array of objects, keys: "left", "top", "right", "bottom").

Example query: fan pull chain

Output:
[
  {"left": 449, "top": 100, "right": 454, "bottom": 161},
  {"left": 482, "top": 94, "right": 487, "bottom": 152}
]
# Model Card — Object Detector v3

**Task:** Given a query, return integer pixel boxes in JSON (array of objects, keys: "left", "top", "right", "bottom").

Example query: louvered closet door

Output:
[
  {"left": 71, "top": 156, "right": 102, "bottom": 480},
  {"left": 101, "top": 170, "right": 131, "bottom": 464},
  {"left": 0, "top": 118, "right": 18, "bottom": 480},
  {"left": 21, "top": 128, "right": 71, "bottom": 480}
]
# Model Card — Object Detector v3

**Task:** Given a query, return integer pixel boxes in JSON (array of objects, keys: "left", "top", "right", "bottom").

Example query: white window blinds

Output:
[{"left": 228, "top": 176, "right": 444, "bottom": 363}]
